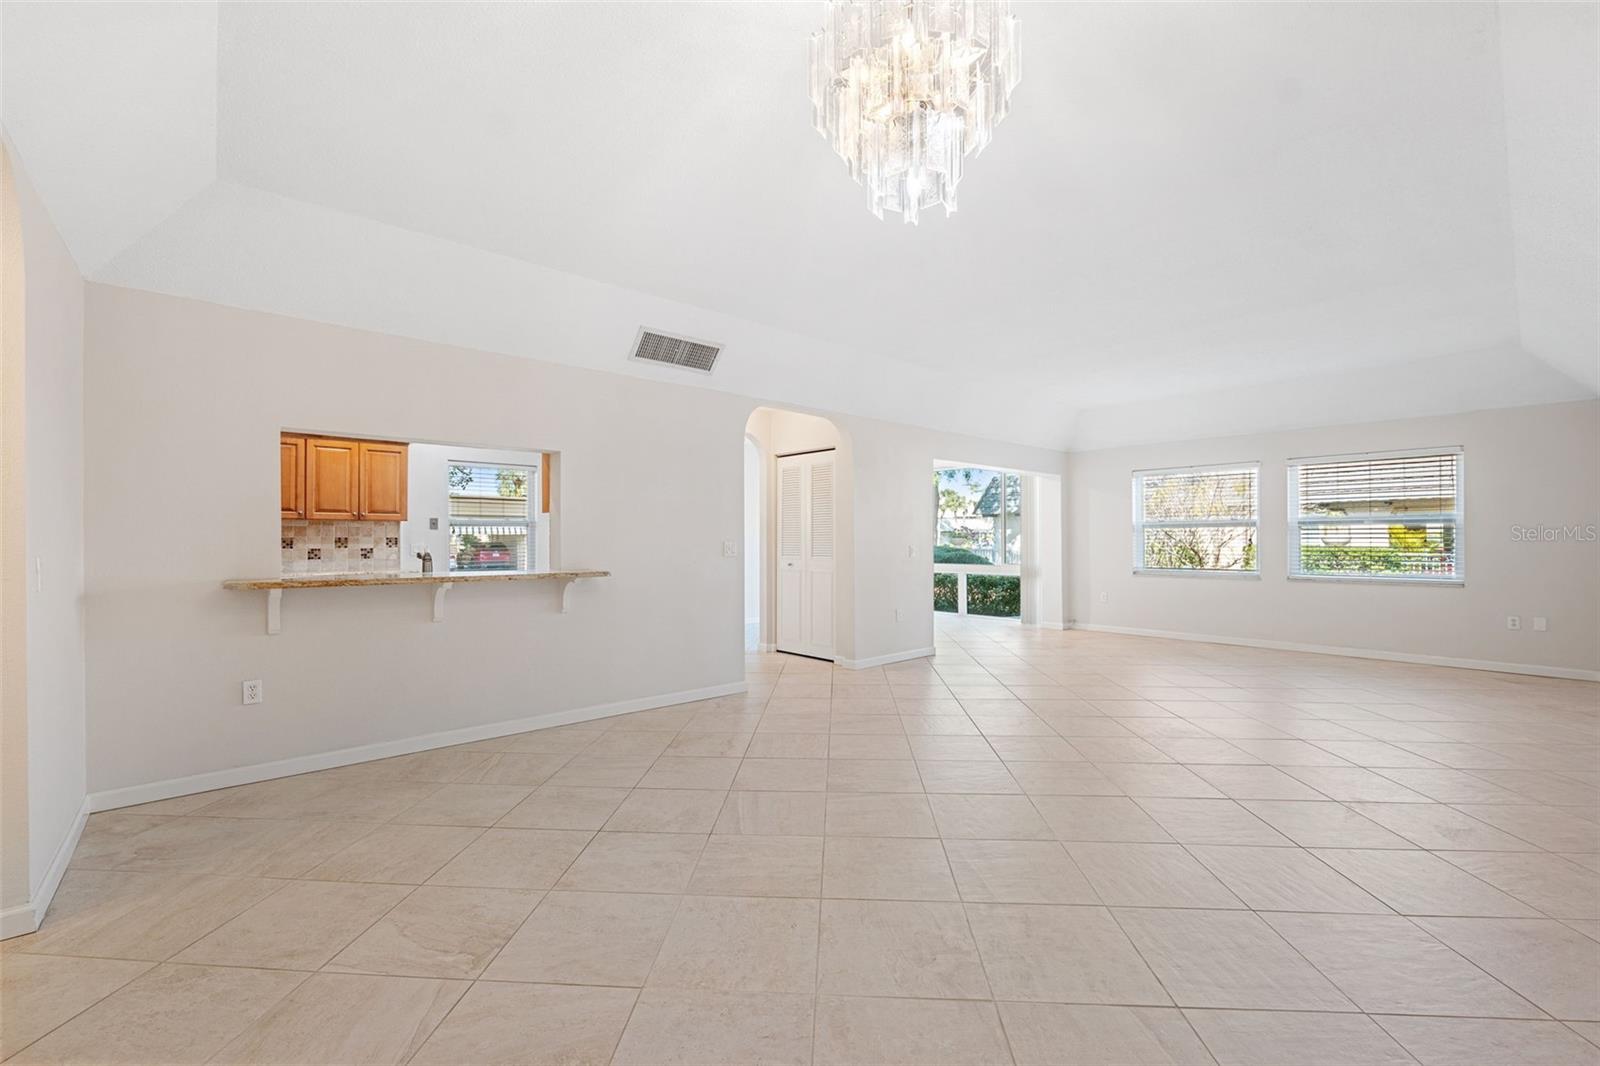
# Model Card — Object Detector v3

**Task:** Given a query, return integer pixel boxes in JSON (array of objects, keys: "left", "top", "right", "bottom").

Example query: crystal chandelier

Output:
[{"left": 809, "top": 0, "right": 1021, "bottom": 224}]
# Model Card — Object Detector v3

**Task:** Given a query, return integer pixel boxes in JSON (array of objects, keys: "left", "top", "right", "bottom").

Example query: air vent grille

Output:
[{"left": 631, "top": 329, "right": 721, "bottom": 373}]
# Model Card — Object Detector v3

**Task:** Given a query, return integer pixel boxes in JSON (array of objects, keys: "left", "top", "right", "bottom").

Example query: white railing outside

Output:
[{"left": 934, "top": 563, "right": 1021, "bottom": 616}]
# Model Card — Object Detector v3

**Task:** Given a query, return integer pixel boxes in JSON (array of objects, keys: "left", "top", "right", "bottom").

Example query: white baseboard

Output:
[
  {"left": 0, "top": 904, "right": 34, "bottom": 940},
  {"left": 1066, "top": 622, "right": 1600, "bottom": 682},
  {"left": 837, "top": 646, "right": 937, "bottom": 670},
  {"left": 1, "top": 797, "right": 90, "bottom": 939},
  {"left": 87, "top": 680, "right": 748, "bottom": 814},
  {"left": 29, "top": 798, "right": 90, "bottom": 930}
]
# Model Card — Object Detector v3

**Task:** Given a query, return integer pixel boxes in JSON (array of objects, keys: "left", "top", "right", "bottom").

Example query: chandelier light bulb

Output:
[{"left": 809, "top": 0, "right": 1022, "bottom": 224}]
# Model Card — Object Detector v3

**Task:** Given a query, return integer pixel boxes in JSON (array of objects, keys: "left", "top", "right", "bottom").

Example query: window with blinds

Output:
[
  {"left": 1132, "top": 464, "right": 1260, "bottom": 573},
  {"left": 1289, "top": 449, "right": 1462, "bottom": 581},
  {"left": 447, "top": 461, "right": 533, "bottom": 572}
]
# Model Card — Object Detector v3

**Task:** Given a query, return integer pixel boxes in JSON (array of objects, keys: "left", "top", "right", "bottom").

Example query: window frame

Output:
[
  {"left": 932, "top": 467, "right": 1023, "bottom": 574},
  {"left": 1131, "top": 461, "right": 1261, "bottom": 578},
  {"left": 446, "top": 459, "right": 537, "bottom": 573},
  {"left": 1286, "top": 446, "right": 1465, "bottom": 586},
  {"left": 932, "top": 466, "right": 1024, "bottom": 618}
]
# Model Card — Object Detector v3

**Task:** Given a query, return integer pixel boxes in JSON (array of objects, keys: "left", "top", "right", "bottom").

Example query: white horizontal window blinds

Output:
[
  {"left": 1132, "top": 465, "right": 1260, "bottom": 573},
  {"left": 448, "top": 461, "right": 533, "bottom": 572},
  {"left": 1289, "top": 449, "right": 1462, "bottom": 581}
]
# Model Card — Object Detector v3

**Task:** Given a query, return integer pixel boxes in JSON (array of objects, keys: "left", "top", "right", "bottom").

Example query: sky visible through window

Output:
[{"left": 935, "top": 467, "right": 1021, "bottom": 566}]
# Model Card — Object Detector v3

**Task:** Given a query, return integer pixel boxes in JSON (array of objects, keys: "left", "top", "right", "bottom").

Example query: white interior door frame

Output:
[{"left": 775, "top": 449, "right": 836, "bottom": 661}]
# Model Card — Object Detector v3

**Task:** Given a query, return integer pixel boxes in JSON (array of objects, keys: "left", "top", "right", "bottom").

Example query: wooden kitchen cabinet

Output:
[
  {"left": 287, "top": 434, "right": 408, "bottom": 521},
  {"left": 304, "top": 437, "right": 362, "bottom": 520},
  {"left": 358, "top": 440, "right": 408, "bottom": 521},
  {"left": 280, "top": 435, "right": 306, "bottom": 519}
]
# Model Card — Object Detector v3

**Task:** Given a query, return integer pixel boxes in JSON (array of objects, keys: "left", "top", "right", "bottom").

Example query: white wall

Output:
[
  {"left": 84, "top": 286, "right": 746, "bottom": 798},
  {"left": 82, "top": 285, "right": 1069, "bottom": 800},
  {"left": 1067, "top": 401, "right": 1600, "bottom": 676},
  {"left": 1022, "top": 474, "right": 1065, "bottom": 627},
  {"left": 1, "top": 138, "right": 87, "bottom": 935},
  {"left": 764, "top": 409, "right": 842, "bottom": 456},
  {"left": 1, "top": 143, "right": 31, "bottom": 926},
  {"left": 404, "top": 442, "right": 542, "bottom": 572},
  {"left": 742, "top": 437, "right": 759, "bottom": 628}
]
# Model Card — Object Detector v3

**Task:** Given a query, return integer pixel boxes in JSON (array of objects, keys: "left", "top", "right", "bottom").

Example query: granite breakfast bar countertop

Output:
[
  {"left": 223, "top": 569, "right": 611, "bottom": 632},
  {"left": 222, "top": 569, "right": 609, "bottom": 590}
]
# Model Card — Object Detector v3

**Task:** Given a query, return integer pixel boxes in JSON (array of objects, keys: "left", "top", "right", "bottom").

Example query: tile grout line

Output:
[{"left": 19, "top": 634, "right": 1596, "bottom": 1060}]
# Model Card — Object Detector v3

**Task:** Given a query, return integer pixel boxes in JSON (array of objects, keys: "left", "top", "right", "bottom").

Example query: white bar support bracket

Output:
[{"left": 229, "top": 569, "right": 608, "bottom": 635}]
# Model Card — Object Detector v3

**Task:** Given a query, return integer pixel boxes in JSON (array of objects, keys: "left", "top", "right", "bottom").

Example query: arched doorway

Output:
[{"left": 743, "top": 407, "right": 852, "bottom": 662}]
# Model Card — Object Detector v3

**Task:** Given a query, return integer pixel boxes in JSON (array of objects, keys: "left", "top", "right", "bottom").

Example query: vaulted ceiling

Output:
[{"left": 3, "top": 1, "right": 1595, "bottom": 449}]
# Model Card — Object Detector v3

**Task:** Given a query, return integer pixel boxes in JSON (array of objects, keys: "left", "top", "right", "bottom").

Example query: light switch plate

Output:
[
  {"left": 1533, "top": 616, "right": 1548, "bottom": 632},
  {"left": 722, "top": 540, "right": 738, "bottom": 558}
]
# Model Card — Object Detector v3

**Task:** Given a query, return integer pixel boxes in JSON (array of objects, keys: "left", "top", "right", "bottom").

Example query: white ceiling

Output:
[{"left": 3, "top": 1, "right": 1595, "bottom": 450}]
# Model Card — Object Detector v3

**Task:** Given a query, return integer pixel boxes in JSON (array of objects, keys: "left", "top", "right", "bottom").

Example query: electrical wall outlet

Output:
[
  {"left": 242, "top": 679, "right": 264, "bottom": 705},
  {"left": 1506, "top": 616, "right": 1521, "bottom": 631},
  {"left": 1533, "top": 616, "right": 1548, "bottom": 632},
  {"left": 429, "top": 517, "right": 439, "bottom": 530},
  {"left": 722, "top": 540, "right": 738, "bottom": 558}
]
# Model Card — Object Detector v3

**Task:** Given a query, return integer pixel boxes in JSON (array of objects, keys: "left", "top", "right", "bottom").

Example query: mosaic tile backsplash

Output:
[{"left": 281, "top": 521, "right": 402, "bottom": 574}]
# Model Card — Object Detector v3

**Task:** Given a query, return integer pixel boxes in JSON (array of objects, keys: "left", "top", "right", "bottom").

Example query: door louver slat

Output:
[
  {"left": 779, "top": 466, "right": 803, "bottom": 558},
  {"left": 810, "top": 461, "right": 834, "bottom": 559}
]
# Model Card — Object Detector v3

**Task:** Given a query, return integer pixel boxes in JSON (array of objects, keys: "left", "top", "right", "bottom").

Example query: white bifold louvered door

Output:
[{"left": 775, "top": 451, "right": 836, "bottom": 660}]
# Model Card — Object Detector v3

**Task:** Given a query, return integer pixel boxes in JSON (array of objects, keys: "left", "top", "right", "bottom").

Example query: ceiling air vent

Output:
[{"left": 629, "top": 328, "right": 722, "bottom": 374}]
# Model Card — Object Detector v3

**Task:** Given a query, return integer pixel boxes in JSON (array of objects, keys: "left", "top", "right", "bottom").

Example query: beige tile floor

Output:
[{"left": 4, "top": 616, "right": 1599, "bottom": 1064}]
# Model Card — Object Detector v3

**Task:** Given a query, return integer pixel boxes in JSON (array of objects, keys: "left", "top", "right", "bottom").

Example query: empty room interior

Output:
[{"left": 3, "top": 2, "right": 1600, "bottom": 1064}]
